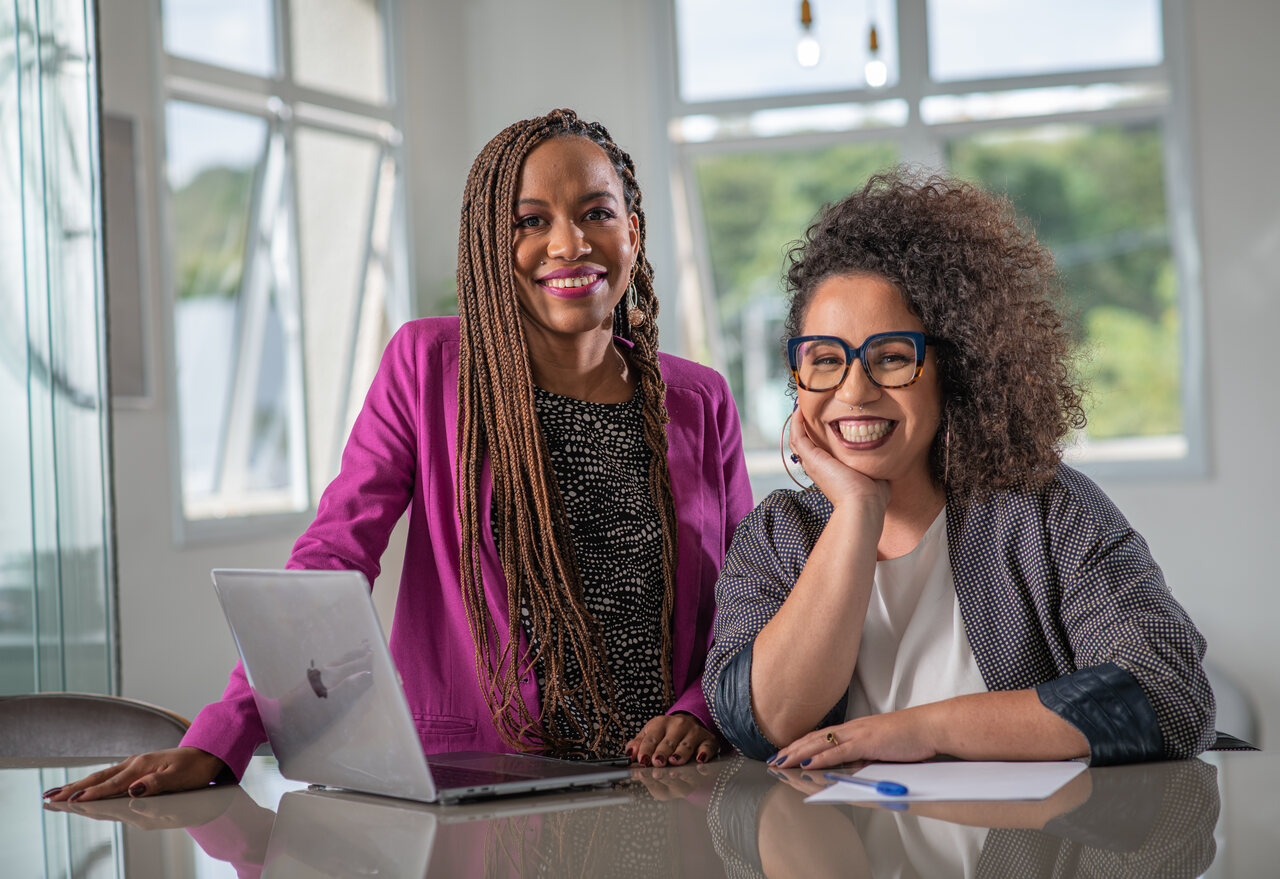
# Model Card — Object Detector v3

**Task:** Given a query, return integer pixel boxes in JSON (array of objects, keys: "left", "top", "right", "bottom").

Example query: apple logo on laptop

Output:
[{"left": 307, "top": 660, "right": 328, "bottom": 698}]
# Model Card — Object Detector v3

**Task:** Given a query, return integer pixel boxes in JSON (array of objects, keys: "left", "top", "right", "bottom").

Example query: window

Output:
[
  {"left": 159, "top": 0, "right": 410, "bottom": 536},
  {"left": 667, "top": 0, "right": 1201, "bottom": 479}
]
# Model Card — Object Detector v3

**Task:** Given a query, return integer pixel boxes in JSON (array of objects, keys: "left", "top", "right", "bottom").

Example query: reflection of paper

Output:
[{"left": 805, "top": 761, "right": 1087, "bottom": 803}]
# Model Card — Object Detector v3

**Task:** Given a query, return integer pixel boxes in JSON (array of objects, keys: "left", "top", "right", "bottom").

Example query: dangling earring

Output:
[
  {"left": 627, "top": 279, "right": 646, "bottom": 326},
  {"left": 943, "top": 413, "right": 952, "bottom": 485},
  {"left": 780, "top": 404, "right": 807, "bottom": 489}
]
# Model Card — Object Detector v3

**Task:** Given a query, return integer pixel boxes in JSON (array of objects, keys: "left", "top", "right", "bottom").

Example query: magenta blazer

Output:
[{"left": 181, "top": 317, "right": 755, "bottom": 778}]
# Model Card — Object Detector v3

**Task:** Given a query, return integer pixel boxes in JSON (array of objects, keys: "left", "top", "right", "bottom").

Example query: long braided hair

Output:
[{"left": 455, "top": 109, "right": 679, "bottom": 755}]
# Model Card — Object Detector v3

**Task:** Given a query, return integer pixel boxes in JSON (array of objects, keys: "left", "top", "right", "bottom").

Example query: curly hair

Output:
[
  {"left": 783, "top": 167, "right": 1086, "bottom": 501},
  {"left": 455, "top": 109, "right": 678, "bottom": 755}
]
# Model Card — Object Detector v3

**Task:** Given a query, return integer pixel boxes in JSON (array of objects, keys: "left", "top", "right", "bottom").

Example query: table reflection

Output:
[
  {"left": 17, "top": 753, "right": 1230, "bottom": 877},
  {"left": 707, "top": 757, "right": 1219, "bottom": 878},
  {"left": 260, "top": 769, "right": 728, "bottom": 877}
]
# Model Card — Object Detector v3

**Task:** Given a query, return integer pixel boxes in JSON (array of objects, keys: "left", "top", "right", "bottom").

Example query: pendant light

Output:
[{"left": 796, "top": 0, "right": 820, "bottom": 68}]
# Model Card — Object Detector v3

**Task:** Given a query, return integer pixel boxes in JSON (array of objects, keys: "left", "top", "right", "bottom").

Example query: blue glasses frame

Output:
[{"left": 787, "top": 331, "right": 938, "bottom": 391}]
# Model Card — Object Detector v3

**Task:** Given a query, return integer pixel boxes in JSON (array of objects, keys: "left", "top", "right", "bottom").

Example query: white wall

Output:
[
  {"left": 1097, "top": 0, "right": 1280, "bottom": 748},
  {"left": 104, "top": 0, "right": 1279, "bottom": 747}
]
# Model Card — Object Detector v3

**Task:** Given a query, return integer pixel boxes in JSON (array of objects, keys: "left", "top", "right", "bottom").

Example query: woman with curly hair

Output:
[
  {"left": 703, "top": 168, "right": 1214, "bottom": 768},
  {"left": 49, "top": 109, "right": 753, "bottom": 803}
]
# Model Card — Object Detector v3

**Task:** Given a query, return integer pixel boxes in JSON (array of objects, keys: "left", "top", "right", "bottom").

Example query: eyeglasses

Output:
[{"left": 787, "top": 331, "right": 938, "bottom": 392}]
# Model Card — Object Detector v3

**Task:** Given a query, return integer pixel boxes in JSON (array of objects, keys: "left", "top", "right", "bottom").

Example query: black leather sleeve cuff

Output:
[
  {"left": 1035, "top": 662, "right": 1164, "bottom": 765},
  {"left": 713, "top": 642, "right": 849, "bottom": 760},
  {"left": 713, "top": 643, "right": 777, "bottom": 760}
]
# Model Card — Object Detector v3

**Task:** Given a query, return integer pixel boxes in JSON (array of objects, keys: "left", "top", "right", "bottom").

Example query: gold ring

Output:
[{"left": 825, "top": 731, "right": 839, "bottom": 746}]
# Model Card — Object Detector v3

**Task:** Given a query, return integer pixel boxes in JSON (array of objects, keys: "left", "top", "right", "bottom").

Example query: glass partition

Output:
[{"left": 0, "top": 0, "right": 114, "bottom": 695}]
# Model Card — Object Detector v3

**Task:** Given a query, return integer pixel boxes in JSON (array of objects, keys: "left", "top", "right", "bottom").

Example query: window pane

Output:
[
  {"left": 947, "top": 122, "right": 1180, "bottom": 441},
  {"left": 691, "top": 142, "right": 899, "bottom": 446},
  {"left": 167, "top": 102, "right": 263, "bottom": 505},
  {"left": 295, "top": 127, "right": 383, "bottom": 495},
  {"left": 676, "top": 0, "right": 898, "bottom": 103},
  {"left": 928, "top": 0, "right": 1162, "bottom": 82},
  {"left": 162, "top": 0, "right": 276, "bottom": 76},
  {"left": 167, "top": 102, "right": 307, "bottom": 518},
  {"left": 291, "top": 0, "right": 387, "bottom": 104}
]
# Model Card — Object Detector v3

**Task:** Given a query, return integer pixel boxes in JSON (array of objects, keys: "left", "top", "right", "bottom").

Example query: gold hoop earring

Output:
[
  {"left": 627, "top": 281, "right": 646, "bottom": 326},
  {"left": 780, "top": 406, "right": 808, "bottom": 489}
]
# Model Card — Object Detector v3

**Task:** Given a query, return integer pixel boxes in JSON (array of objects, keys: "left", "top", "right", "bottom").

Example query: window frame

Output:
[
  {"left": 660, "top": 0, "right": 1206, "bottom": 486},
  {"left": 153, "top": 0, "right": 413, "bottom": 544}
]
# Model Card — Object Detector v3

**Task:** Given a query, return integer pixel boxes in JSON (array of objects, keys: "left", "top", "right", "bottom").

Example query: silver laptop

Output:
[{"left": 211, "top": 568, "right": 630, "bottom": 804}]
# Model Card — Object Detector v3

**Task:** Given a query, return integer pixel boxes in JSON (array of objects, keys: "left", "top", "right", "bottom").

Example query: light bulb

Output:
[
  {"left": 864, "top": 22, "right": 885, "bottom": 87},
  {"left": 797, "top": 34, "right": 821, "bottom": 67},
  {"left": 865, "top": 58, "right": 887, "bottom": 87},
  {"left": 796, "top": 0, "right": 820, "bottom": 68}
]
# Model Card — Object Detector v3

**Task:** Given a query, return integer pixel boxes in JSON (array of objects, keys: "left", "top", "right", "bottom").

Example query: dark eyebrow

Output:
[{"left": 515, "top": 190, "right": 620, "bottom": 208}]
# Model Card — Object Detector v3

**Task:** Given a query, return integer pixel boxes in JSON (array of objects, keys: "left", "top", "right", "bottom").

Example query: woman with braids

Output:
[
  {"left": 705, "top": 168, "right": 1214, "bottom": 768},
  {"left": 50, "top": 109, "right": 753, "bottom": 803}
]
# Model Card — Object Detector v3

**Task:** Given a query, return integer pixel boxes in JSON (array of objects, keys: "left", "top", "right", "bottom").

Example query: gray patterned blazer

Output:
[{"left": 704, "top": 464, "right": 1216, "bottom": 764}]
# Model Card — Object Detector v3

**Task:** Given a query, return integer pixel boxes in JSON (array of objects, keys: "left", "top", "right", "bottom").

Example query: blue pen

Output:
[{"left": 823, "top": 772, "right": 910, "bottom": 796}]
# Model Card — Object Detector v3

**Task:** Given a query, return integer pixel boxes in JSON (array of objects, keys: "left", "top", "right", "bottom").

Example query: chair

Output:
[
  {"left": 1204, "top": 660, "right": 1261, "bottom": 751},
  {"left": 0, "top": 692, "right": 191, "bottom": 758}
]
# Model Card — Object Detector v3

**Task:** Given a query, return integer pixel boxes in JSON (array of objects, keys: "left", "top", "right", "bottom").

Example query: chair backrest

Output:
[
  {"left": 0, "top": 692, "right": 191, "bottom": 758},
  {"left": 1203, "top": 659, "right": 1261, "bottom": 750}
]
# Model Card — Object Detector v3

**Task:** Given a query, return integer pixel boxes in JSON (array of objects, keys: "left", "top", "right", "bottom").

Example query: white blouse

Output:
[{"left": 845, "top": 508, "right": 988, "bottom": 721}]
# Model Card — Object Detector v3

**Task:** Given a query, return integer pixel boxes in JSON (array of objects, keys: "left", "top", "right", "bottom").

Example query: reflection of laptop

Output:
[
  {"left": 263, "top": 785, "right": 632, "bottom": 878},
  {"left": 211, "top": 568, "right": 630, "bottom": 804}
]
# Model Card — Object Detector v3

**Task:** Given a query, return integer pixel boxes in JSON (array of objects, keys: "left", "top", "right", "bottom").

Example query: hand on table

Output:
[
  {"left": 769, "top": 708, "right": 937, "bottom": 771},
  {"left": 625, "top": 712, "right": 720, "bottom": 767},
  {"left": 42, "top": 747, "right": 228, "bottom": 803}
]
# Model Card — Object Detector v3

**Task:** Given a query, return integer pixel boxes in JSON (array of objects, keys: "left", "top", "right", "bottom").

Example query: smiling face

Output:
[
  {"left": 511, "top": 136, "right": 639, "bottom": 339},
  {"left": 797, "top": 273, "right": 942, "bottom": 488}
]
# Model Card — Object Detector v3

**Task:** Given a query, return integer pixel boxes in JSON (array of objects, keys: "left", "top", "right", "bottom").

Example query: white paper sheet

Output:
[{"left": 804, "top": 761, "right": 1088, "bottom": 803}]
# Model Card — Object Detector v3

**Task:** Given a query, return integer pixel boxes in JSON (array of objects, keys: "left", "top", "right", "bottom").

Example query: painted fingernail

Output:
[
  {"left": 697, "top": 753, "right": 708, "bottom": 764},
  {"left": 800, "top": 758, "right": 812, "bottom": 767},
  {"left": 774, "top": 755, "right": 787, "bottom": 767},
  {"left": 129, "top": 783, "right": 146, "bottom": 797},
  {"left": 69, "top": 791, "right": 85, "bottom": 802},
  {"left": 766, "top": 752, "right": 778, "bottom": 764},
  {"left": 42, "top": 786, "right": 63, "bottom": 799}
]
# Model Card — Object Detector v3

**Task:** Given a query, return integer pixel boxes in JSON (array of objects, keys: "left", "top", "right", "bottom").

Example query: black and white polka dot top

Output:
[{"left": 498, "top": 385, "right": 667, "bottom": 751}]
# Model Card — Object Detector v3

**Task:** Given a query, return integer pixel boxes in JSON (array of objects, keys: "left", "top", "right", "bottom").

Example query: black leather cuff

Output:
[
  {"left": 713, "top": 643, "right": 777, "bottom": 760},
  {"left": 1036, "top": 662, "right": 1163, "bottom": 765}
]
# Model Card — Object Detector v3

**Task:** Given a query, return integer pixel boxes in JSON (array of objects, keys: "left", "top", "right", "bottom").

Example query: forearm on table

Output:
[
  {"left": 918, "top": 689, "right": 1089, "bottom": 761},
  {"left": 749, "top": 503, "right": 880, "bottom": 744}
]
